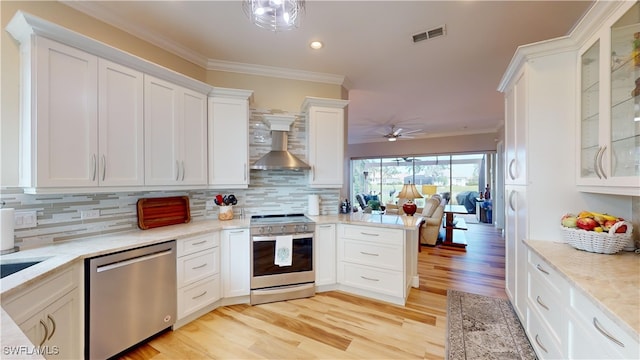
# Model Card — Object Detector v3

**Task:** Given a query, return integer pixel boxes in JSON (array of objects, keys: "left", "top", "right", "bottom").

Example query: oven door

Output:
[{"left": 250, "top": 232, "right": 315, "bottom": 290}]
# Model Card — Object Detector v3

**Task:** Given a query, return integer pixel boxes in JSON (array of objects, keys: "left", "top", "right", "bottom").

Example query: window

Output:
[{"left": 351, "top": 153, "right": 490, "bottom": 210}]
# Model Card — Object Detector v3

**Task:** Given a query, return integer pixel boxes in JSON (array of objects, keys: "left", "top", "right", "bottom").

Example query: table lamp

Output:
[
  {"left": 421, "top": 185, "right": 437, "bottom": 199},
  {"left": 397, "top": 183, "right": 423, "bottom": 216}
]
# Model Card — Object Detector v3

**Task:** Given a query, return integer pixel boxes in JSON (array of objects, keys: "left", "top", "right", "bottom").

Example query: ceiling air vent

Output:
[{"left": 412, "top": 25, "right": 446, "bottom": 43}]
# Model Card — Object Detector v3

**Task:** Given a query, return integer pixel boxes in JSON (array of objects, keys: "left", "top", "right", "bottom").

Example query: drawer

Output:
[
  {"left": 527, "top": 306, "right": 564, "bottom": 360},
  {"left": 177, "top": 248, "right": 219, "bottom": 287},
  {"left": 339, "top": 225, "right": 403, "bottom": 245},
  {"left": 339, "top": 262, "right": 403, "bottom": 297},
  {"left": 528, "top": 251, "right": 568, "bottom": 297},
  {"left": 342, "top": 239, "right": 402, "bottom": 270},
  {"left": 177, "top": 275, "right": 221, "bottom": 319},
  {"left": 527, "top": 270, "right": 565, "bottom": 342},
  {"left": 177, "top": 233, "right": 219, "bottom": 257},
  {"left": 568, "top": 287, "right": 639, "bottom": 359}
]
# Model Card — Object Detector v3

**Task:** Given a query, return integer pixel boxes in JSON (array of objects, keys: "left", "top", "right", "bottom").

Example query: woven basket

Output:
[{"left": 561, "top": 221, "right": 633, "bottom": 254}]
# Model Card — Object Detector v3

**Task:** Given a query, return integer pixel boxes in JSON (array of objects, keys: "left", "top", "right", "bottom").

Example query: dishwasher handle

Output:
[{"left": 96, "top": 249, "right": 173, "bottom": 273}]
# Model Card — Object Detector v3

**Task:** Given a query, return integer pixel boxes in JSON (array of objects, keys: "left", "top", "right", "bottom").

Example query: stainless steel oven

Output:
[{"left": 250, "top": 214, "right": 315, "bottom": 305}]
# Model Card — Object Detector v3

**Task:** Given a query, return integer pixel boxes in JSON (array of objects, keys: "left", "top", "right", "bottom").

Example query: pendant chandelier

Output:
[{"left": 243, "top": 0, "right": 305, "bottom": 31}]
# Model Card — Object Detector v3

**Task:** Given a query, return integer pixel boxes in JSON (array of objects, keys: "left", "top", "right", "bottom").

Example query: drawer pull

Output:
[
  {"left": 319, "top": 225, "right": 332, "bottom": 228},
  {"left": 536, "top": 296, "right": 549, "bottom": 311},
  {"left": 534, "top": 334, "right": 548, "bottom": 353},
  {"left": 360, "top": 276, "right": 380, "bottom": 282},
  {"left": 360, "top": 232, "right": 380, "bottom": 236},
  {"left": 191, "top": 240, "right": 207, "bottom": 246},
  {"left": 593, "top": 317, "right": 625, "bottom": 347},
  {"left": 192, "top": 290, "right": 208, "bottom": 300},
  {"left": 536, "top": 264, "right": 550, "bottom": 275},
  {"left": 192, "top": 263, "right": 208, "bottom": 270},
  {"left": 360, "top": 251, "right": 379, "bottom": 256}
]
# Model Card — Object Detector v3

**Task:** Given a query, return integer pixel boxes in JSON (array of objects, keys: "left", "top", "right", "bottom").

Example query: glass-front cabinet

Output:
[{"left": 578, "top": 1, "right": 640, "bottom": 196}]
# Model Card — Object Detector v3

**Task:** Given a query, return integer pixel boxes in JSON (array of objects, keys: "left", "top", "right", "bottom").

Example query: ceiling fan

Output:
[{"left": 380, "top": 125, "right": 423, "bottom": 142}]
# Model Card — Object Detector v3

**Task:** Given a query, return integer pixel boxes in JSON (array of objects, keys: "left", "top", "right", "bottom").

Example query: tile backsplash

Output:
[{"left": 0, "top": 108, "right": 341, "bottom": 248}]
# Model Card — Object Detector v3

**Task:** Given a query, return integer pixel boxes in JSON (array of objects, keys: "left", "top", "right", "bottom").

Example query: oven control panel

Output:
[{"left": 252, "top": 223, "right": 314, "bottom": 235}]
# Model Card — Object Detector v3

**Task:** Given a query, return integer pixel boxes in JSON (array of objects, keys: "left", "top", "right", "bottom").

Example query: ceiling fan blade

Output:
[
  {"left": 392, "top": 127, "right": 403, "bottom": 136},
  {"left": 402, "top": 129, "right": 423, "bottom": 135}
]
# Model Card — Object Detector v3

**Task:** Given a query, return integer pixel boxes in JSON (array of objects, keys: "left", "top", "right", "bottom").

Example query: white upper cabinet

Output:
[
  {"left": 144, "top": 75, "right": 208, "bottom": 186},
  {"left": 98, "top": 59, "right": 144, "bottom": 186},
  {"left": 504, "top": 68, "right": 527, "bottom": 186},
  {"left": 20, "top": 36, "right": 99, "bottom": 190},
  {"left": 577, "top": 1, "right": 640, "bottom": 196},
  {"left": 208, "top": 88, "right": 253, "bottom": 189},
  {"left": 302, "top": 97, "right": 349, "bottom": 188}
]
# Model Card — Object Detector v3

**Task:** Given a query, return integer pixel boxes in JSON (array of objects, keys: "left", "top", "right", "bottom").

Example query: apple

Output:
[
  {"left": 561, "top": 215, "right": 578, "bottom": 228},
  {"left": 577, "top": 217, "right": 598, "bottom": 231},
  {"left": 602, "top": 219, "right": 617, "bottom": 232}
]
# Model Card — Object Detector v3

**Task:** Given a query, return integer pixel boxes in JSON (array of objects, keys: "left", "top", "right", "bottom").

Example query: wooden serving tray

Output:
[{"left": 137, "top": 196, "right": 191, "bottom": 230}]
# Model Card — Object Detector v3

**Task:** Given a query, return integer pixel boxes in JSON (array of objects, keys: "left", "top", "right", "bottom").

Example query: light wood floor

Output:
[{"left": 120, "top": 219, "right": 506, "bottom": 360}]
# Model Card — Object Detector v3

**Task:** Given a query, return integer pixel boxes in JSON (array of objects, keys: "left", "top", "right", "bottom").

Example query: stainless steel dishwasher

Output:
[{"left": 85, "top": 240, "right": 176, "bottom": 359}]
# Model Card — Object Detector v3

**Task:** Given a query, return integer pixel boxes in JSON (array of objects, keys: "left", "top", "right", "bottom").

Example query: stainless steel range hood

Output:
[{"left": 251, "top": 115, "right": 311, "bottom": 171}]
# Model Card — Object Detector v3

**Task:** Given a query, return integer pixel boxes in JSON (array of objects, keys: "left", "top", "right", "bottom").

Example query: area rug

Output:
[{"left": 446, "top": 290, "right": 537, "bottom": 360}]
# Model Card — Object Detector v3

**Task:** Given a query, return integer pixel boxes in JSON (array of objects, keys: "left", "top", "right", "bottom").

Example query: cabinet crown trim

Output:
[
  {"left": 301, "top": 97, "right": 349, "bottom": 112},
  {"left": 5, "top": 11, "right": 213, "bottom": 95}
]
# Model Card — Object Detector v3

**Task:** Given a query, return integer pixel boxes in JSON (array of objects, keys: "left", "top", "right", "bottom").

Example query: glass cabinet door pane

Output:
[
  {"left": 610, "top": 2, "right": 640, "bottom": 177},
  {"left": 581, "top": 40, "right": 600, "bottom": 178}
]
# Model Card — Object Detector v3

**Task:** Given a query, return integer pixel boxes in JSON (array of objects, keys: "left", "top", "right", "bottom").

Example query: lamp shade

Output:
[
  {"left": 421, "top": 185, "right": 437, "bottom": 197},
  {"left": 397, "top": 183, "right": 423, "bottom": 200}
]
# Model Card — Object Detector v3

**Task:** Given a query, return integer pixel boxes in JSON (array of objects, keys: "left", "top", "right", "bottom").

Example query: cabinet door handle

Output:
[
  {"left": 534, "top": 334, "right": 548, "bottom": 353},
  {"left": 192, "top": 263, "right": 207, "bottom": 270},
  {"left": 536, "top": 296, "right": 549, "bottom": 311},
  {"left": 508, "top": 159, "right": 516, "bottom": 180},
  {"left": 597, "top": 145, "right": 607, "bottom": 179},
  {"left": 508, "top": 190, "right": 516, "bottom": 211},
  {"left": 39, "top": 319, "right": 48, "bottom": 346},
  {"left": 312, "top": 165, "right": 315, "bottom": 181},
  {"left": 181, "top": 161, "right": 185, "bottom": 181},
  {"left": 593, "top": 147, "right": 602, "bottom": 179},
  {"left": 360, "top": 251, "right": 379, "bottom": 256},
  {"left": 101, "top": 155, "right": 106, "bottom": 182},
  {"left": 47, "top": 314, "right": 56, "bottom": 340},
  {"left": 360, "top": 232, "right": 379, "bottom": 236},
  {"left": 244, "top": 163, "right": 247, "bottom": 181},
  {"left": 593, "top": 317, "right": 625, "bottom": 347},
  {"left": 536, "top": 264, "right": 549, "bottom": 275},
  {"left": 176, "top": 161, "right": 180, "bottom": 181},
  {"left": 92, "top": 154, "right": 97, "bottom": 181},
  {"left": 360, "top": 276, "right": 380, "bottom": 282},
  {"left": 192, "top": 290, "right": 208, "bottom": 300}
]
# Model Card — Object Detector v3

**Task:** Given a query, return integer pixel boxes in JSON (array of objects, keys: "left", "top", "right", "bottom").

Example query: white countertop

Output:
[
  {"left": 526, "top": 240, "right": 640, "bottom": 340},
  {"left": 0, "top": 213, "right": 423, "bottom": 354}
]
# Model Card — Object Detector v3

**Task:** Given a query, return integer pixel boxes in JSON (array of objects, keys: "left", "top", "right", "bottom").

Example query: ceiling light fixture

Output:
[
  {"left": 309, "top": 41, "right": 323, "bottom": 50},
  {"left": 243, "top": 0, "right": 305, "bottom": 32}
]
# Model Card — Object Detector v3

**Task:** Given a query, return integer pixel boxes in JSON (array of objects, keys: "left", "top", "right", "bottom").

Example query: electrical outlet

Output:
[
  {"left": 14, "top": 210, "right": 38, "bottom": 229},
  {"left": 81, "top": 210, "right": 100, "bottom": 219},
  {"left": 205, "top": 200, "right": 215, "bottom": 210}
]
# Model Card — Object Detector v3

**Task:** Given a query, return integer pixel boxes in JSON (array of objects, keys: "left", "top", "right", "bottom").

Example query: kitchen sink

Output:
[{"left": 0, "top": 259, "right": 46, "bottom": 279}]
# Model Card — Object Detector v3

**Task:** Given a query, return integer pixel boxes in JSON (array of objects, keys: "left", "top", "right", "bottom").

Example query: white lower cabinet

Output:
[
  {"left": 336, "top": 224, "right": 408, "bottom": 305},
  {"left": 568, "top": 288, "right": 640, "bottom": 359},
  {"left": 2, "top": 265, "right": 81, "bottom": 359},
  {"left": 221, "top": 228, "right": 250, "bottom": 298},
  {"left": 315, "top": 224, "right": 336, "bottom": 287},
  {"left": 176, "top": 233, "right": 221, "bottom": 320},
  {"left": 525, "top": 249, "right": 640, "bottom": 359}
]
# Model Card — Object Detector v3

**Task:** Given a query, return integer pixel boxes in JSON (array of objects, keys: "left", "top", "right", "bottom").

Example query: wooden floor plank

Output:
[{"left": 118, "top": 221, "right": 505, "bottom": 359}]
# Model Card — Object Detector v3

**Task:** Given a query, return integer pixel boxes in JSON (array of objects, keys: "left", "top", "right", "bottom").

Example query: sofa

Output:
[{"left": 419, "top": 196, "right": 446, "bottom": 246}]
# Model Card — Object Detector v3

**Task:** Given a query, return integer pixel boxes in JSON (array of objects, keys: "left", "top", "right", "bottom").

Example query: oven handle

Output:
[{"left": 252, "top": 233, "right": 314, "bottom": 242}]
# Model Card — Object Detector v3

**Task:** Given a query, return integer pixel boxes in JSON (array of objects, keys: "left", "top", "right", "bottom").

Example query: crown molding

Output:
[
  {"left": 207, "top": 59, "right": 347, "bottom": 86},
  {"left": 63, "top": 0, "right": 210, "bottom": 68}
]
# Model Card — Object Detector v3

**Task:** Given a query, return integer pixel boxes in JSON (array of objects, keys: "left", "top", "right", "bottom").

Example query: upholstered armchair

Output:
[{"left": 419, "top": 196, "right": 445, "bottom": 246}]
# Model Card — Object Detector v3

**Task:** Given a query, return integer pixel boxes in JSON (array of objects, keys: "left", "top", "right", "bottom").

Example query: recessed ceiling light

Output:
[{"left": 309, "top": 41, "right": 323, "bottom": 50}]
